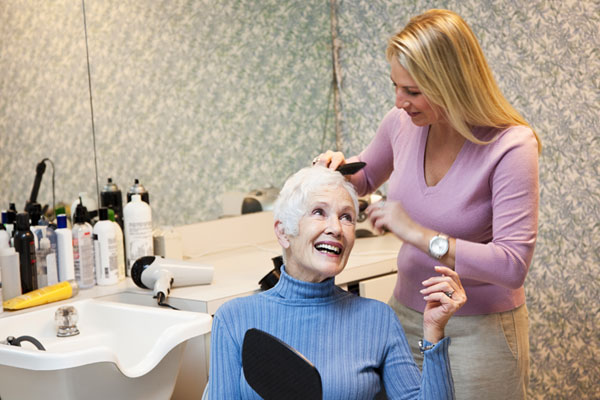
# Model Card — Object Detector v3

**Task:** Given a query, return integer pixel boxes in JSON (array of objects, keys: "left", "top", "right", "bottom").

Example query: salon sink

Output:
[{"left": 0, "top": 298, "right": 211, "bottom": 400}]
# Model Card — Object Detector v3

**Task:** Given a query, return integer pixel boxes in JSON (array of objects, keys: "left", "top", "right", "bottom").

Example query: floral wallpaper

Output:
[{"left": 0, "top": 0, "right": 598, "bottom": 398}]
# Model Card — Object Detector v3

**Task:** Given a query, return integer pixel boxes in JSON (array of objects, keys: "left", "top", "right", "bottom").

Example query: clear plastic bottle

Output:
[
  {"left": 123, "top": 194, "right": 153, "bottom": 276},
  {"left": 94, "top": 208, "right": 118, "bottom": 285},
  {"left": 72, "top": 200, "right": 96, "bottom": 289}
]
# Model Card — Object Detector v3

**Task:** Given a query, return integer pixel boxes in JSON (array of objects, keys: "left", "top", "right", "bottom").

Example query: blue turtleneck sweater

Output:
[{"left": 208, "top": 267, "right": 454, "bottom": 399}]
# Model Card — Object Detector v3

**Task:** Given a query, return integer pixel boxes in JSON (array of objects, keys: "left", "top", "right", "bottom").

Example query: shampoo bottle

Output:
[
  {"left": 56, "top": 214, "right": 75, "bottom": 282},
  {"left": 72, "top": 200, "right": 96, "bottom": 289},
  {"left": 93, "top": 208, "right": 118, "bottom": 285},
  {"left": 0, "top": 246, "right": 22, "bottom": 300},
  {"left": 13, "top": 213, "right": 37, "bottom": 293},
  {"left": 123, "top": 194, "right": 153, "bottom": 276},
  {"left": 36, "top": 218, "right": 59, "bottom": 286},
  {"left": 108, "top": 208, "right": 126, "bottom": 280}
]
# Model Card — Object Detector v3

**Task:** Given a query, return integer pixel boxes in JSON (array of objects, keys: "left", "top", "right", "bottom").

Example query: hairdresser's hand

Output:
[
  {"left": 312, "top": 150, "right": 347, "bottom": 170},
  {"left": 421, "top": 266, "right": 466, "bottom": 343},
  {"left": 365, "top": 200, "right": 422, "bottom": 244}
]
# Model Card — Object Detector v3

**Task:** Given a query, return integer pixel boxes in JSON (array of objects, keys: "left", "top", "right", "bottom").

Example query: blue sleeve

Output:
[
  {"left": 382, "top": 314, "right": 454, "bottom": 399},
  {"left": 207, "top": 310, "right": 242, "bottom": 399},
  {"left": 420, "top": 338, "right": 454, "bottom": 400}
]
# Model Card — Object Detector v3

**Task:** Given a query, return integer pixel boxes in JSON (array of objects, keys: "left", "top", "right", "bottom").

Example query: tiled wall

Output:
[{"left": 0, "top": 1, "right": 598, "bottom": 398}]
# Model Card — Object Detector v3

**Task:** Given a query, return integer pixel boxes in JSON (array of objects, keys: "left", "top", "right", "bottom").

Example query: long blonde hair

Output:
[{"left": 387, "top": 9, "right": 541, "bottom": 153}]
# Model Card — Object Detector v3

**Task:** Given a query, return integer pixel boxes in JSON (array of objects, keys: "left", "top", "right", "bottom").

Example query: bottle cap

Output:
[
  {"left": 57, "top": 214, "right": 68, "bottom": 229},
  {"left": 16, "top": 213, "right": 30, "bottom": 230},
  {"left": 102, "top": 177, "right": 120, "bottom": 192},
  {"left": 107, "top": 208, "right": 116, "bottom": 222},
  {"left": 128, "top": 179, "right": 149, "bottom": 204},
  {"left": 28, "top": 203, "right": 42, "bottom": 225},
  {"left": 73, "top": 198, "right": 90, "bottom": 224},
  {"left": 98, "top": 207, "right": 109, "bottom": 221}
]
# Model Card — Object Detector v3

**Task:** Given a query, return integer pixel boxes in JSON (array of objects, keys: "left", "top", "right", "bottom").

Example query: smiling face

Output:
[
  {"left": 276, "top": 186, "right": 356, "bottom": 283},
  {"left": 390, "top": 57, "right": 442, "bottom": 127}
]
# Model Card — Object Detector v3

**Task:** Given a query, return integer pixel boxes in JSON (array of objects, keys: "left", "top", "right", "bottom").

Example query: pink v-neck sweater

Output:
[{"left": 351, "top": 108, "right": 539, "bottom": 315}]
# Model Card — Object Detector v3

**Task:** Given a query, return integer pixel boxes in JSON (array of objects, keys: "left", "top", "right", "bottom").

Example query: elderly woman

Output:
[{"left": 207, "top": 166, "right": 466, "bottom": 399}]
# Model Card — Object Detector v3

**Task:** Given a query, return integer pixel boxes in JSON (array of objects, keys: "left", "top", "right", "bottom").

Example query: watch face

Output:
[{"left": 431, "top": 236, "right": 449, "bottom": 258}]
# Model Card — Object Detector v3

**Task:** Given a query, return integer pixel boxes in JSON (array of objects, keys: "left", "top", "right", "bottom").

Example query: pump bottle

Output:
[
  {"left": 123, "top": 194, "right": 153, "bottom": 276},
  {"left": 94, "top": 207, "right": 119, "bottom": 285},
  {"left": 13, "top": 213, "right": 37, "bottom": 293},
  {"left": 72, "top": 200, "right": 96, "bottom": 289}
]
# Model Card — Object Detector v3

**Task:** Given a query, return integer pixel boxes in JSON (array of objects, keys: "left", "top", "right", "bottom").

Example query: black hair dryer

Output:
[{"left": 258, "top": 256, "right": 284, "bottom": 291}]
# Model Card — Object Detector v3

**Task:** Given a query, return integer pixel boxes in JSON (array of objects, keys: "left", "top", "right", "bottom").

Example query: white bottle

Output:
[
  {"left": 93, "top": 208, "right": 118, "bottom": 285},
  {"left": 0, "top": 246, "right": 22, "bottom": 300},
  {"left": 123, "top": 194, "right": 154, "bottom": 276},
  {"left": 55, "top": 214, "right": 75, "bottom": 282},
  {"left": 113, "top": 219, "right": 126, "bottom": 281},
  {"left": 72, "top": 201, "right": 96, "bottom": 289}
]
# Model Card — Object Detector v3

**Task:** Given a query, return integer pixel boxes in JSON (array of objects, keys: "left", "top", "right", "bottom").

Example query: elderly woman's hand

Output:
[{"left": 420, "top": 266, "right": 466, "bottom": 343}]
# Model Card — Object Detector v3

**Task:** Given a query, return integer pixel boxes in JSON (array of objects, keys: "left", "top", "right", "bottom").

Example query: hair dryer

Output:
[{"left": 131, "top": 256, "right": 214, "bottom": 302}]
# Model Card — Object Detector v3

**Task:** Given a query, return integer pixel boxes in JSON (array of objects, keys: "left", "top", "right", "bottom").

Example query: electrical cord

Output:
[
  {"left": 155, "top": 292, "right": 180, "bottom": 310},
  {"left": 4, "top": 335, "right": 46, "bottom": 351}
]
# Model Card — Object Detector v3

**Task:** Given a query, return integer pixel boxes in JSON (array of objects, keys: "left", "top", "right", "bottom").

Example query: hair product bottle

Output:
[
  {"left": 94, "top": 207, "right": 118, "bottom": 285},
  {"left": 123, "top": 194, "right": 153, "bottom": 276},
  {"left": 56, "top": 214, "right": 75, "bottom": 282},
  {"left": 0, "top": 246, "right": 22, "bottom": 300},
  {"left": 13, "top": 212, "right": 37, "bottom": 293},
  {"left": 108, "top": 208, "right": 126, "bottom": 280},
  {"left": 35, "top": 215, "right": 58, "bottom": 285},
  {"left": 101, "top": 178, "right": 124, "bottom": 228},
  {"left": 72, "top": 200, "right": 96, "bottom": 289}
]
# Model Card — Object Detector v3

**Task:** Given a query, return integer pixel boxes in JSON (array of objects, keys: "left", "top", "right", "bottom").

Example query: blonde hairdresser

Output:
[{"left": 315, "top": 9, "right": 539, "bottom": 400}]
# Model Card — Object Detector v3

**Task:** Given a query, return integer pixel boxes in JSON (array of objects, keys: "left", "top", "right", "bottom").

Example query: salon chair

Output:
[{"left": 242, "top": 328, "right": 322, "bottom": 400}]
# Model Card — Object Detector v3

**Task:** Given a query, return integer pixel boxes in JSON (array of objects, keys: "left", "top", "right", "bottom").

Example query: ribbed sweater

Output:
[
  {"left": 208, "top": 267, "right": 454, "bottom": 399},
  {"left": 350, "top": 107, "right": 539, "bottom": 315}
]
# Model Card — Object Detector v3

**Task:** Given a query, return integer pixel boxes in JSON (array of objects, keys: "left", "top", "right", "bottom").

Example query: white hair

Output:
[{"left": 273, "top": 166, "right": 359, "bottom": 236}]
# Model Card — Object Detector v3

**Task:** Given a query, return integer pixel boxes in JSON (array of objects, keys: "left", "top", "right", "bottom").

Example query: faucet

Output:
[{"left": 55, "top": 305, "right": 80, "bottom": 337}]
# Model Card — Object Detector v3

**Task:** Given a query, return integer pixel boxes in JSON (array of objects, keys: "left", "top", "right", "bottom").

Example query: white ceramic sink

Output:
[{"left": 0, "top": 298, "right": 212, "bottom": 400}]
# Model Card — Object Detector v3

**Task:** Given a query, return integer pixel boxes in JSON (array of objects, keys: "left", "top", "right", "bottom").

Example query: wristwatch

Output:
[{"left": 428, "top": 233, "right": 449, "bottom": 259}]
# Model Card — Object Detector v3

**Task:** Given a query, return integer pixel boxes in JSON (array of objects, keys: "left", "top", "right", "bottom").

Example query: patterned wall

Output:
[{"left": 0, "top": 1, "right": 598, "bottom": 398}]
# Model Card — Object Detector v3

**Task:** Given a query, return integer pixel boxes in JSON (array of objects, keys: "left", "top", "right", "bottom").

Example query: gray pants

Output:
[{"left": 388, "top": 296, "right": 529, "bottom": 400}]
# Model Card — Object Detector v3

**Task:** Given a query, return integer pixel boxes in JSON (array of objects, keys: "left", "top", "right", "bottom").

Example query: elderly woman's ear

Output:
[{"left": 274, "top": 220, "right": 290, "bottom": 249}]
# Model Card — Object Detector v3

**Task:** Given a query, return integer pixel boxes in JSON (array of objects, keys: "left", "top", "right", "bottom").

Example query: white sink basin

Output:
[{"left": 0, "top": 298, "right": 212, "bottom": 400}]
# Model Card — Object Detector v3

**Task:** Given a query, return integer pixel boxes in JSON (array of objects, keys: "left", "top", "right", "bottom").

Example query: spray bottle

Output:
[
  {"left": 94, "top": 207, "right": 118, "bottom": 285},
  {"left": 13, "top": 213, "right": 37, "bottom": 293},
  {"left": 72, "top": 199, "right": 96, "bottom": 289},
  {"left": 101, "top": 178, "right": 124, "bottom": 229}
]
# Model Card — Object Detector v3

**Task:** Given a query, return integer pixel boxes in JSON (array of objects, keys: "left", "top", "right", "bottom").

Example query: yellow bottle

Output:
[{"left": 3, "top": 280, "right": 79, "bottom": 310}]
